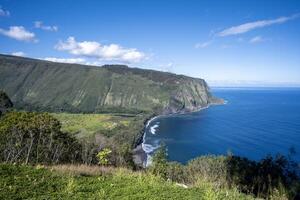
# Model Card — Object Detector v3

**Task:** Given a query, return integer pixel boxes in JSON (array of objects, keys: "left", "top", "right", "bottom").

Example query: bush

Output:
[
  {"left": 226, "top": 154, "right": 300, "bottom": 199},
  {"left": 97, "top": 148, "right": 112, "bottom": 165},
  {"left": 149, "top": 145, "right": 168, "bottom": 179},
  {"left": 166, "top": 161, "right": 187, "bottom": 183},
  {"left": 186, "top": 155, "right": 227, "bottom": 186},
  {"left": 147, "top": 153, "right": 300, "bottom": 199}
]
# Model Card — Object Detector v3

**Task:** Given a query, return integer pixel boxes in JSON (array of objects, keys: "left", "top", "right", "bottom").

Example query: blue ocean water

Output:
[{"left": 143, "top": 88, "right": 300, "bottom": 164}]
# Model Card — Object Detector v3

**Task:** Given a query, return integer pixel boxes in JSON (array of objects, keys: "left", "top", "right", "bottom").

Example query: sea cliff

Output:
[{"left": 0, "top": 54, "right": 218, "bottom": 115}]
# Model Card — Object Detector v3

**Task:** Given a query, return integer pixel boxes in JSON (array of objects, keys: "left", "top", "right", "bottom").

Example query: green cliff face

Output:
[{"left": 0, "top": 54, "right": 217, "bottom": 114}]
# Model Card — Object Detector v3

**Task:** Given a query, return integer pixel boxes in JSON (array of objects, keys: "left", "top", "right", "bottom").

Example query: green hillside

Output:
[
  {"left": 0, "top": 54, "right": 218, "bottom": 114},
  {"left": 0, "top": 164, "right": 254, "bottom": 200}
]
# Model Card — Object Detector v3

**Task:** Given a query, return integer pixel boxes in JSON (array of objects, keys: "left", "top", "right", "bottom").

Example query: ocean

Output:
[{"left": 142, "top": 87, "right": 300, "bottom": 165}]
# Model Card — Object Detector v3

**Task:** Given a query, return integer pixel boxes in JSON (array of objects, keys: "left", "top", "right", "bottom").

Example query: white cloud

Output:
[
  {"left": 12, "top": 51, "right": 26, "bottom": 56},
  {"left": 55, "top": 37, "right": 145, "bottom": 63},
  {"left": 43, "top": 57, "right": 104, "bottom": 66},
  {"left": 34, "top": 21, "right": 58, "bottom": 32},
  {"left": 84, "top": 61, "right": 103, "bottom": 66},
  {"left": 43, "top": 57, "right": 86, "bottom": 64},
  {"left": 218, "top": 14, "right": 299, "bottom": 37},
  {"left": 0, "top": 26, "right": 37, "bottom": 42},
  {"left": 0, "top": 6, "right": 10, "bottom": 17},
  {"left": 249, "top": 36, "right": 264, "bottom": 44},
  {"left": 159, "top": 62, "right": 174, "bottom": 72},
  {"left": 195, "top": 41, "right": 212, "bottom": 48}
]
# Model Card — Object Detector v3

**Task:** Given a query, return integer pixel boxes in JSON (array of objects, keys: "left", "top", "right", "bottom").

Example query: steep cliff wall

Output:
[{"left": 0, "top": 54, "right": 218, "bottom": 114}]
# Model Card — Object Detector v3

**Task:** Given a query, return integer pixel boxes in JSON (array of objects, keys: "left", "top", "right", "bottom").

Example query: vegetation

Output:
[
  {"left": 51, "top": 112, "right": 147, "bottom": 167},
  {"left": 0, "top": 111, "right": 145, "bottom": 167},
  {"left": 0, "top": 111, "right": 82, "bottom": 164},
  {"left": 226, "top": 154, "right": 300, "bottom": 199},
  {"left": 0, "top": 163, "right": 255, "bottom": 200},
  {"left": 51, "top": 113, "right": 143, "bottom": 138},
  {"left": 97, "top": 148, "right": 112, "bottom": 165},
  {"left": 0, "top": 91, "right": 145, "bottom": 168},
  {"left": 150, "top": 144, "right": 168, "bottom": 178},
  {"left": 149, "top": 150, "right": 300, "bottom": 199}
]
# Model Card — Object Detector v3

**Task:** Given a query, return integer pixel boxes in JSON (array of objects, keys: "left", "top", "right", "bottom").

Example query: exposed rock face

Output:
[{"left": 0, "top": 54, "right": 219, "bottom": 114}]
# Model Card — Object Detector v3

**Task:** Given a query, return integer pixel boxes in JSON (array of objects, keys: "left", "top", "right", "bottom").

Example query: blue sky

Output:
[{"left": 1, "top": 0, "right": 300, "bottom": 86}]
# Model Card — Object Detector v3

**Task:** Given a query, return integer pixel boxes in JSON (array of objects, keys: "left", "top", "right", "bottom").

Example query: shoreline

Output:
[{"left": 134, "top": 101, "right": 225, "bottom": 167}]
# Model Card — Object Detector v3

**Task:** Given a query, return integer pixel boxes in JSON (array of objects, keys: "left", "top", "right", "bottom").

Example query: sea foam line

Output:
[{"left": 142, "top": 116, "right": 160, "bottom": 167}]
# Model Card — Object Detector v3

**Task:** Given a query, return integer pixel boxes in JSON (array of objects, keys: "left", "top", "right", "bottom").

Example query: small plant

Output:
[
  {"left": 65, "top": 177, "right": 76, "bottom": 194},
  {"left": 96, "top": 148, "right": 112, "bottom": 165}
]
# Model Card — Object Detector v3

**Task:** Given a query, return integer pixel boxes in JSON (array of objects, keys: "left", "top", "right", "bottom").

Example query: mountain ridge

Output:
[{"left": 0, "top": 54, "right": 220, "bottom": 114}]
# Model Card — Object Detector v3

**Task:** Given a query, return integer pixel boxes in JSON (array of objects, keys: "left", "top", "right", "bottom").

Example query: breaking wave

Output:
[
  {"left": 150, "top": 123, "right": 159, "bottom": 134},
  {"left": 142, "top": 117, "right": 161, "bottom": 167}
]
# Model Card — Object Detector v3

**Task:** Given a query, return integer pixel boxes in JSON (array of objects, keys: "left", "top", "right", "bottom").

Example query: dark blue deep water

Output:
[{"left": 143, "top": 88, "right": 300, "bottom": 164}]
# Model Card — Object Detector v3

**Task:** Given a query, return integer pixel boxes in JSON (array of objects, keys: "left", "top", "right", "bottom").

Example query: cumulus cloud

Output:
[
  {"left": 195, "top": 41, "right": 212, "bottom": 48},
  {"left": 249, "top": 36, "right": 264, "bottom": 44},
  {"left": 218, "top": 14, "right": 299, "bottom": 37},
  {"left": 0, "top": 26, "right": 37, "bottom": 42},
  {"left": 34, "top": 21, "right": 58, "bottom": 32},
  {"left": 43, "top": 57, "right": 86, "bottom": 64},
  {"left": 55, "top": 37, "right": 145, "bottom": 63},
  {"left": 12, "top": 51, "right": 26, "bottom": 57},
  {"left": 0, "top": 6, "right": 10, "bottom": 17}
]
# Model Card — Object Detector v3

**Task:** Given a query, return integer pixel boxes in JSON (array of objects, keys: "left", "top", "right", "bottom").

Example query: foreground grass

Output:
[
  {"left": 0, "top": 164, "right": 254, "bottom": 200},
  {"left": 51, "top": 113, "right": 144, "bottom": 138}
]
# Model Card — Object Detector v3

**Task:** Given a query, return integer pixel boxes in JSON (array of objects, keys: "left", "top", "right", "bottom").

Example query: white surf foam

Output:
[
  {"left": 145, "top": 116, "right": 158, "bottom": 128},
  {"left": 142, "top": 143, "right": 156, "bottom": 154},
  {"left": 142, "top": 142, "right": 160, "bottom": 167},
  {"left": 142, "top": 116, "right": 161, "bottom": 167},
  {"left": 150, "top": 124, "right": 159, "bottom": 134}
]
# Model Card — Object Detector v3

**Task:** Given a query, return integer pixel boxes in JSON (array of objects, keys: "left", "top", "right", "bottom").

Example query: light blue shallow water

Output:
[{"left": 143, "top": 88, "right": 300, "bottom": 164}]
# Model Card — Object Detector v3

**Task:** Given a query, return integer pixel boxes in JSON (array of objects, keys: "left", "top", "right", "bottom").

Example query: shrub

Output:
[
  {"left": 166, "top": 161, "right": 187, "bottom": 183},
  {"left": 226, "top": 154, "right": 300, "bottom": 199},
  {"left": 149, "top": 144, "right": 168, "bottom": 179},
  {"left": 97, "top": 148, "right": 112, "bottom": 165},
  {"left": 186, "top": 155, "right": 227, "bottom": 186}
]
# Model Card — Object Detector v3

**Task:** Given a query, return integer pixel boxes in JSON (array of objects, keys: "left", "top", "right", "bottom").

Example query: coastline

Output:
[
  {"left": 133, "top": 101, "right": 225, "bottom": 168},
  {"left": 132, "top": 115, "right": 159, "bottom": 167}
]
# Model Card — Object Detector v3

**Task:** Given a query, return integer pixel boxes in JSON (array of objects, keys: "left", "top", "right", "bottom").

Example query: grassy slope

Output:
[{"left": 0, "top": 164, "right": 254, "bottom": 200}]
